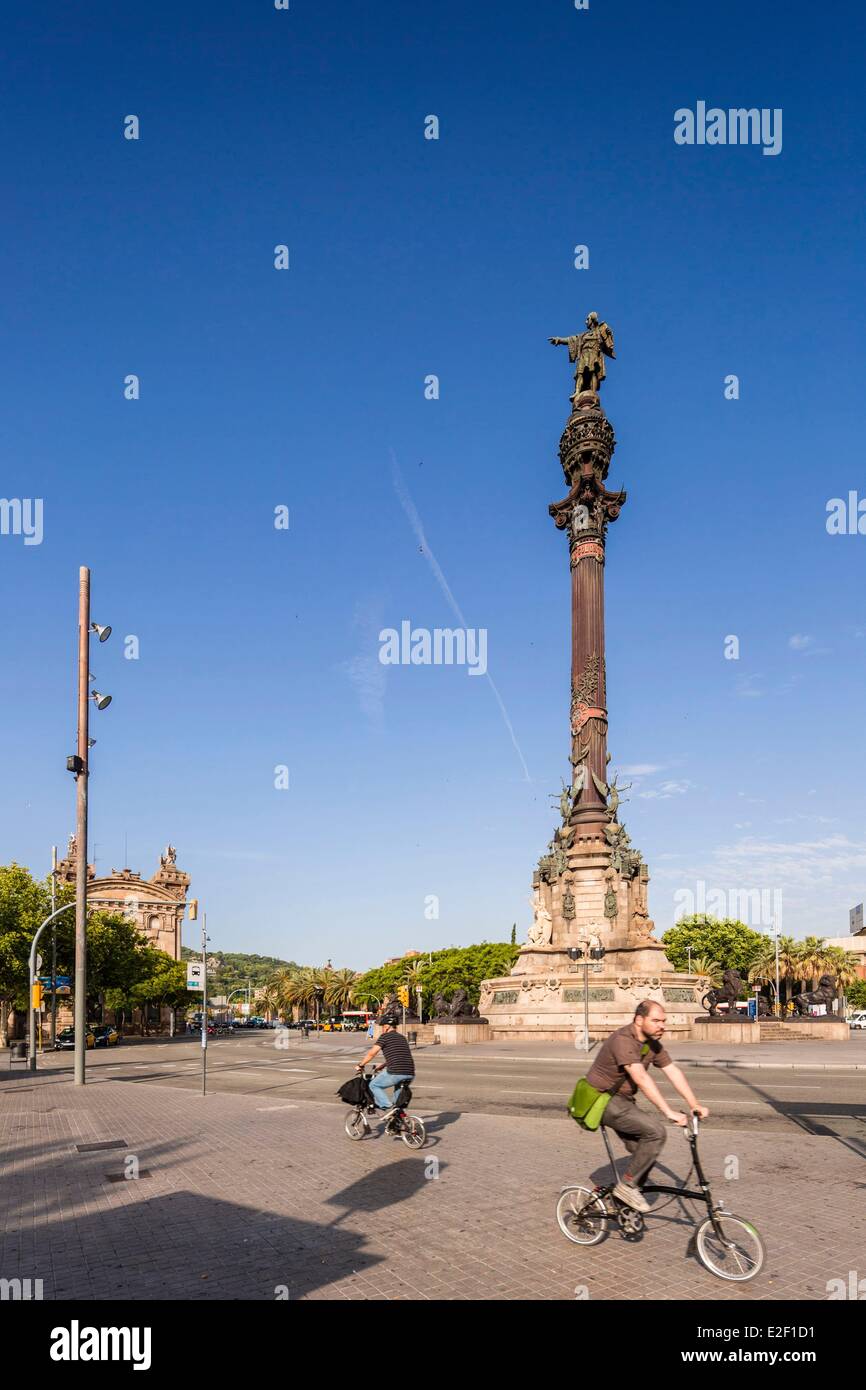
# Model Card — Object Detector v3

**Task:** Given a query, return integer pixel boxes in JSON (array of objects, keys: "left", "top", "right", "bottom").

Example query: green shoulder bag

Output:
[{"left": 567, "top": 1043, "right": 650, "bottom": 1131}]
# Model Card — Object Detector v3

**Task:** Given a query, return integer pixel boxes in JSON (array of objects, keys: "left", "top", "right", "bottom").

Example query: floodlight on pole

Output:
[
  {"left": 91, "top": 692, "right": 112, "bottom": 710},
  {"left": 91, "top": 623, "right": 112, "bottom": 642}
]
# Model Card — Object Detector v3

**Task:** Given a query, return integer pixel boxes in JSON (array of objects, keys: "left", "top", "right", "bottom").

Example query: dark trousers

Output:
[{"left": 601, "top": 1095, "right": 666, "bottom": 1184}]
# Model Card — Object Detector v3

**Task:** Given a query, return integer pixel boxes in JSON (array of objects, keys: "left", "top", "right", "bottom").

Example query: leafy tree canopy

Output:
[
  {"left": 351, "top": 942, "right": 519, "bottom": 1016},
  {"left": 662, "top": 915, "right": 765, "bottom": 974}
]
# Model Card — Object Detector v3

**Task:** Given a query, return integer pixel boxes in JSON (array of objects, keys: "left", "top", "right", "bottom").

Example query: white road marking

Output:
[{"left": 256, "top": 1104, "right": 298, "bottom": 1112}]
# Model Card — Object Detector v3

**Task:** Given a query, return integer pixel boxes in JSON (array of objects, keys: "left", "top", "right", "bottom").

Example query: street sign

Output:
[
  {"left": 38, "top": 976, "right": 71, "bottom": 996},
  {"left": 850, "top": 903, "right": 864, "bottom": 935},
  {"left": 186, "top": 963, "right": 204, "bottom": 990}
]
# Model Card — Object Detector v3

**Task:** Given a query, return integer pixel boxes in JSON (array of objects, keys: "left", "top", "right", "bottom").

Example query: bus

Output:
[{"left": 339, "top": 1009, "right": 375, "bottom": 1033}]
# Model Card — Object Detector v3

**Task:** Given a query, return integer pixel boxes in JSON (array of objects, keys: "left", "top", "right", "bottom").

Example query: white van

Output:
[{"left": 847, "top": 1011, "right": 866, "bottom": 1030}]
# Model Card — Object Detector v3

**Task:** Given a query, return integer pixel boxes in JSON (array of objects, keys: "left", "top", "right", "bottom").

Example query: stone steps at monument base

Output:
[{"left": 758, "top": 1024, "right": 835, "bottom": 1040}]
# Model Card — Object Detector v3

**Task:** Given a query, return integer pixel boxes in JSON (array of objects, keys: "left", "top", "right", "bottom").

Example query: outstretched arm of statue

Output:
[{"left": 549, "top": 337, "right": 567, "bottom": 345}]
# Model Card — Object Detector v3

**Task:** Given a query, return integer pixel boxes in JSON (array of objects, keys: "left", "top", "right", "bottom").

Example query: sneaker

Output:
[{"left": 613, "top": 1181, "right": 650, "bottom": 1213}]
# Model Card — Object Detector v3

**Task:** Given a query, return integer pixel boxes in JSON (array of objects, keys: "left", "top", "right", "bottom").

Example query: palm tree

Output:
[
  {"left": 254, "top": 983, "right": 279, "bottom": 1022},
  {"left": 822, "top": 946, "right": 861, "bottom": 1000},
  {"left": 794, "top": 936, "right": 827, "bottom": 993},
  {"left": 403, "top": 960, "right": 426, "bottom": 1017},
  {"left": 274, "top": 967, "right": 315, "bottom": 1023},
  {"left": 325, "top": 968, "right": 358, "bottom": 1019},
  {"left": 748, "top": 936, "right": 799, "bottom": 1011},
  {"left": 691, "top": 956, "right": 722, "bottom": 988}
]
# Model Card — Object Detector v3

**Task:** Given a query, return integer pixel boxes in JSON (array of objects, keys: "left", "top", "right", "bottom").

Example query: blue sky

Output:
[{"left": 2, "top": 0, "right": 865, "bottom": 967}]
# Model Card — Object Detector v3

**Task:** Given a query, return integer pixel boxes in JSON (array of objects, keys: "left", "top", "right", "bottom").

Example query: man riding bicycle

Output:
[
  {"left": 585, "top": 1000, "right": 709, "bottom": 1213},
  {"left": 356, "top": 1014, "right": 415, "bottom": 1130}
]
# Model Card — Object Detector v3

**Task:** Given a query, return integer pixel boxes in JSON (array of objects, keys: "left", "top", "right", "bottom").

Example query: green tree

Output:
[
  {"left": 793, "top": 936, "right": 827, "bottom": 992},
  {"left": 0, "top": 863, "right": 75, "bottom": 1041},
  {"left": 510, "top": 923, "right": 517, "bottom": 945},
  {"left": 823, "top": 946, "right": 862, "bottom": 997},
  {"left": 351, "top": 942, "right": 519, "bottom": 1014},
  {"left": 846, "top": 979, "right": 866, "bottom": 1010},
  {"left": 325, "top": 967, "right": 359, "bottom": 1015},
  {"left": 125, "top": 953, "right": 193, "bottom": 1035},
  {"left": 661, "top": 916, "right": 764, "bottom": 975},
  {"left": 688, "top": 955, "right": 722, "bottom": 988}
]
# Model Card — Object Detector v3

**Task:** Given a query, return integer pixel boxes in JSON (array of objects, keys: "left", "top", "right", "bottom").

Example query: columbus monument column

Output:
[{"left": 480, "top": 314, "right": 702, "bottom": 1039}]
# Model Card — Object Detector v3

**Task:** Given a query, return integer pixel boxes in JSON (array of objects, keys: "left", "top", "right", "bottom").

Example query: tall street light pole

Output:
[
  {"left": 69, "top": 567, "right": 112, "bottom": 1088},
  {"left": 73, "top": 567, "right": 90, "bottom": 1088},
  {"left": 50, "top": 845, "right": 58, "bottom": 1048},
  {"left": 29, "top": 903, "right": 75, "bottom": 1071}
]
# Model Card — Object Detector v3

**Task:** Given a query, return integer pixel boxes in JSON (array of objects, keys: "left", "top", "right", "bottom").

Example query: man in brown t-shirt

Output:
[{"left": 585, "top": 1000, "right": 709, "bottom": 1213}]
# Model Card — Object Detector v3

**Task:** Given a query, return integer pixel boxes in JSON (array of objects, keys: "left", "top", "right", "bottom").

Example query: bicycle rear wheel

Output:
[
  {"left": 695, "top": 1213, "right": 765, "bottom": 1281},
  {"left": 400, "top": 1114, "right": 426, "bottom": 1149},
  {"left": 556, "top": 1187, "right": 608, "bottom": 1246}
]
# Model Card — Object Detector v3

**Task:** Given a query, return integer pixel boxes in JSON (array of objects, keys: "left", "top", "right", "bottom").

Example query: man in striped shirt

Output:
[{"left": 357, "top": 1014, "right": 415, "bottom": 1127}]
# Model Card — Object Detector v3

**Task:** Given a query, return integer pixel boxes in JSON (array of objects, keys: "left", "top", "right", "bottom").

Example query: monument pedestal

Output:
[{"left": 482, "top": 955, "right": 704, "bottom": 1040}]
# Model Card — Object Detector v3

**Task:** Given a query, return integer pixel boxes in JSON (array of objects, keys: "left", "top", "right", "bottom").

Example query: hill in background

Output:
[{"left": 180, "top": 948, "right": 301, "bottom": 999}]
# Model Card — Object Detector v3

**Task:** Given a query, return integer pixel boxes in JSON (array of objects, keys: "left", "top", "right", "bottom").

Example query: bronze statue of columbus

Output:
[{"left": 549, "top": 310, "right": 615, "bottom": 403}]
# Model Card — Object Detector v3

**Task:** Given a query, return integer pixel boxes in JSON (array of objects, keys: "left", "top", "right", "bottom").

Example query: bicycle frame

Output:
[{"left": 597, "top": 1111, "right": 728, "bottom": 1237}]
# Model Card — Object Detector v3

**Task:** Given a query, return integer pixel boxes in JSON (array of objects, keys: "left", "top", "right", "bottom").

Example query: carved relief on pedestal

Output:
[{"left": 616, "top": 974, "right": 663, "bottom": 1002}]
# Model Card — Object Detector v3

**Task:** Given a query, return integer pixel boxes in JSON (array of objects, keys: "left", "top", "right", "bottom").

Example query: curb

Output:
[{"left": 681, "top": 1059, "right": 866, "bottom": 1071}]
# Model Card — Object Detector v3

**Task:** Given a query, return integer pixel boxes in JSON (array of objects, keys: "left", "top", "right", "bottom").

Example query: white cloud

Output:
[
  {"left": 638, "top": 779, "right": 693, "bottom": 800},
  {"left": 788, "top": 633, "right": 814, "bottom": 651}
]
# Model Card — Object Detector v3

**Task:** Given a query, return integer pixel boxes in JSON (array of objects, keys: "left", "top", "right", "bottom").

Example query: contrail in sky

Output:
[{"left": 390, "top": 450, "right": 531, "bottom": 782}]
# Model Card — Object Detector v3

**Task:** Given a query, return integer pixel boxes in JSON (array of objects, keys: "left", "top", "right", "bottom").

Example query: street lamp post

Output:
[
  {"left": 567, "top": 942, "right": 606, "bottom": 1053},
  {"left": 73, "top": 568, "right": 90, "bottom": 1086},
  {"left": 49, "top": 846, "right": 58, "bottom": 1048},
  {"left": 202, "top": 910, "right": 208, "bottom": 1095},
  {"left": 28, "top": 903, "right": 75, "bottom": 1071},
  {"left": 773, "top": 915, "right": 781, "bottom": 1019},
  {"left": 68, "top": 567, "right": 112, "bottom": 1088}
]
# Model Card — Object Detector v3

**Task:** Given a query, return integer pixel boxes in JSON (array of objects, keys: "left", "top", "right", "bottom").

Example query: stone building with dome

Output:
[{"left": 55, "top": 838, "right": 190, "bottom": 959}]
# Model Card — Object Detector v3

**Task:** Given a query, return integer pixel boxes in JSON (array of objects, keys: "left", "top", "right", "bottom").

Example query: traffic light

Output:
[
  {"left": 188, "top": 899, "right": 198, "bottom": 921},
  {"left": 397, "top": 985, "right": 409, "bottom": 1007},
  {"left": 31, "top": 982, "right": 43, "bottom": 1009}
]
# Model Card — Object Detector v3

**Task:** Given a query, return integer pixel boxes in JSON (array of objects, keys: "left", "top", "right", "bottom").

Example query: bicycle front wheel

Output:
[
  {"left": 695, "top": 1213, "right": 765, "bottom": 1281},
  {"left": 345, "top": 1109, "right": 369, "bottom": 1141},
  {"left": 401, "top": 1114, "right": 426, "bottom": 1149},
  {"left": 556, "top": 1187, "right": 608, "bottom": 1246}
]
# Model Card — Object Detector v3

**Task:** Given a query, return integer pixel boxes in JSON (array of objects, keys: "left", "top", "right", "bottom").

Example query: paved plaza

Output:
[{"left": 1, "top": 1035, "right": 864, "bottom": 1301}]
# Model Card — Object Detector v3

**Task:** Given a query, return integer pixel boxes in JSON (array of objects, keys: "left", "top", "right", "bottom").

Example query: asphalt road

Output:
[{"left": 28, "top": 1031, "right": 866, "bottom": 1155}]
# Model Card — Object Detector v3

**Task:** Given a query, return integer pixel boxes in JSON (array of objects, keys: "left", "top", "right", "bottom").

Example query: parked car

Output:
[
  {"left": 54, "top": 1026, "right": 95, "bottom": 1051},
  {"left": 92, "top": 1024, "right": 121, "bottom": 1048},
  {"left": 848, "top": 1011, "right": 866, "bottom": 1030}
]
